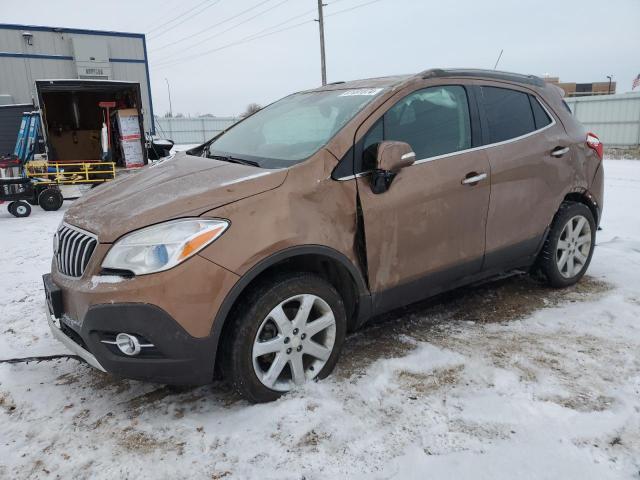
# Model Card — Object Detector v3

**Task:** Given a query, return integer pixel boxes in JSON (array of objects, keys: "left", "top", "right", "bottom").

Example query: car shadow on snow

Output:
[
  {"left": 55, "top": 273, "right": 611, "bottom": 410},
  {"left": 336, "top": 273, "right": 611, "bottom": 378}
]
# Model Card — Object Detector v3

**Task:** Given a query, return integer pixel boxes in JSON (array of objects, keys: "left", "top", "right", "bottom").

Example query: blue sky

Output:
[{"left": 2, "top": 0, "right": 639, "bottom": 116}]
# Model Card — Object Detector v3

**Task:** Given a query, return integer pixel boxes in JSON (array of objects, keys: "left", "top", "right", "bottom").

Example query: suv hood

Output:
[{"left": 64, "top": 152, "right": 287, "bottom": 242}]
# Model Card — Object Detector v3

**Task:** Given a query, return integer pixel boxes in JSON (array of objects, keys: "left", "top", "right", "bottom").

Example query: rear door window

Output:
[{"left": 480, "top": 86, "right": 536, "bottom": 143}]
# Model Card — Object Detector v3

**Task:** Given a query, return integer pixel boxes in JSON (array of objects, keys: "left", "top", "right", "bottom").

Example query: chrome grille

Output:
[{"left": 55, "top": 224, "right": 98, "bottom": 277}]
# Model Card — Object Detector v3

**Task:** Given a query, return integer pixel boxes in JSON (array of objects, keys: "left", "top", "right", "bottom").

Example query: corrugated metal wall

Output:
[
  {"left": 159, "top": 94, "right": 640, "bottom": 148},
  {"left": 155, "top": 116, "right": 240, "bottom": 144},
  {"left": 565, "top": 92, "right": 640, "bottom": 148}
]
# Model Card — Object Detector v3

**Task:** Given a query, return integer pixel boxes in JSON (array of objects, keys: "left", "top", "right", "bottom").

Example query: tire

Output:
[
  {"left": 38, "top": 188, "right": 64, "bottom": 211},
  {"left": 7, "top": 201, "right": 17, "bottom": 216},
  {"left": 11, "top": 201, "right": 31, "bottom": 218},
  {"left": 222, "top": 273, "right": 347, "bottom": 403},
  {"left": 536, "top": 201, "right": 596, "bottom": 288}
]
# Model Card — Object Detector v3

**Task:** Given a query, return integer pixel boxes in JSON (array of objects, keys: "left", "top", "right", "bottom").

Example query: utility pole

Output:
[
  {"left": 316, "top": 0, "right": 327, "bottom": 85},
  {"left": 165, "top": 78, "right": 173, "bottom": 117}
]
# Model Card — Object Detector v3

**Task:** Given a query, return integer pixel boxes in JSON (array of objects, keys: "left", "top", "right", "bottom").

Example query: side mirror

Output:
[{"left": 370, "top": 141, "right": 416, "bottom": 194}]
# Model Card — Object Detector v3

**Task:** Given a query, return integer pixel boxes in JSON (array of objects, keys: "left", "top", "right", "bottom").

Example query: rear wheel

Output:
[
  {"left": 537, "top": 202, "right": 596, "bottom": 287},
  {"left": 11, "top": 201, "right": 31, "bottom": 218},
  {"left": 39, "top": 188, "right": 64, "bottom": 211},
  {"left": 223, "top": 273, "right": 347, "bottom": 403}
]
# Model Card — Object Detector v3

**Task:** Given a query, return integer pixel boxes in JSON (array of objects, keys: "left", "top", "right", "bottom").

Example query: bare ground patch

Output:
[
  {"left": 117, "top": 427, "right": 186, "bottom": 455},
  {"left": 338, "top": 274, "right": 612, "bottom": 378},
  {"left": 397, "top": 365, "right": 465, "bottom": 397}
]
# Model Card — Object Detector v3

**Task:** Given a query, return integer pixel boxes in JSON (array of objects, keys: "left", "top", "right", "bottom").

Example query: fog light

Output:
[
  {"left": 100, "top": 333, "right": 155, "bottom": 356},
  {"left": 116, "top": 333, "right": 141, "bottom": 356}
]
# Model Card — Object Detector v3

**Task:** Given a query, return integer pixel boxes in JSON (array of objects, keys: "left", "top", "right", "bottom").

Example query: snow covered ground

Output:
[{"left": 1, "top": 159, "right": 639, "bottom": 479}]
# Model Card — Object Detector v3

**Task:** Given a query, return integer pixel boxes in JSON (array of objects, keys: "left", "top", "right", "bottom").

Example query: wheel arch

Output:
[
  {"left": 563, "top": 190, "right": 600, "bottom": 226},
  {"left": 209, "top": 245, "right": 372, "bottom": 373}
]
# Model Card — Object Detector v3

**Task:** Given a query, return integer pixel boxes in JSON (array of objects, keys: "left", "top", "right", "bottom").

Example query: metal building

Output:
[{"left": 0, "top": 23, "right": 155, "bottom": 142}]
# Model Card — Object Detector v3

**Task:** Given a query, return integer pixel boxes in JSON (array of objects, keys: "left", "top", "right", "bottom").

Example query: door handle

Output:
[
  {"left": 551, "top": 146, "right": 570, "bottom": 157},
  {"left": 461, "top": 172, "right": 487, "bottom": 185}
]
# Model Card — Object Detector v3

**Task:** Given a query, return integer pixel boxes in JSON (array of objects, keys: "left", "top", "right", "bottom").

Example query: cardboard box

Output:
[{"left": 117, "top": 109, "right": 144, "bottom": 168}]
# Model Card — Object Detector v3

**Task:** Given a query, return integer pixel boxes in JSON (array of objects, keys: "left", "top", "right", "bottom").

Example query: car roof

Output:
[
  {"left": 307, "top": 68, "right": 546, "bottom": 92},
  {"left": 304, "top": 75, "right": 413, "bottom": 92}
]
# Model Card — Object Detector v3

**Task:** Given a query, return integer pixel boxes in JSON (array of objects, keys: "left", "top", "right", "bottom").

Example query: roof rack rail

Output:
[
  {"left": 419, "top": 68, "right": 545, "bottom": 87},
  {"left": 327, "top": 81, "right": 346, "bottom": 85}
]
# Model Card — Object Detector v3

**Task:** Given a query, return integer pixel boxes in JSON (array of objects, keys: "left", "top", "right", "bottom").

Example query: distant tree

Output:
[
  {"left": 163, "top": 112, "right": 173, "bottom": 118},
  {"left": 175, "top": 113, "right": 185, "bottom": 118},
  {"left": 241, "top": 103, "right": 262, "bottom": 118},
  {"left": 199, "top": 113, "right": 216, "bottom": 118}
]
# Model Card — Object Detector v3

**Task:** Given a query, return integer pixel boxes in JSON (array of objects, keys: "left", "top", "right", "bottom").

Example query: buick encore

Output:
[{"left": 44, "top": 69, "right": 604, "bottom": 403}]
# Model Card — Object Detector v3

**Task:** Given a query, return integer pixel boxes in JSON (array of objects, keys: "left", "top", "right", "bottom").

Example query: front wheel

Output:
[
  {"left": 223, "top": 273, "right": 347, "bottom": 403},
  {"left": 11, "top": 201, "right": 31, "bottom": 218},
  {"left": 536, "top": 201, "right": 596, "bottom": 288}
]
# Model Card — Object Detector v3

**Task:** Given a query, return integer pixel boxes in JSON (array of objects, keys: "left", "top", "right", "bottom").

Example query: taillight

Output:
[{"left": 586, "top": 132, "right": 603, "bottom": 160}]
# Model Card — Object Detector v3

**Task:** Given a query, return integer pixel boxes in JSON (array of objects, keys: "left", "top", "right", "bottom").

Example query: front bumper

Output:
[
  {"left": 47, "top": 313, "right": 106, "bottom": 372},
  {"left": 44, "top": 274, "right": 218, "bottom": 385}
]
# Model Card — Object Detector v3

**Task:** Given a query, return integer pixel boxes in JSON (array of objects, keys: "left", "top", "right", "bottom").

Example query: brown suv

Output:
[{"left": 43, "top": 69, "right": 604, "bottom": 403}]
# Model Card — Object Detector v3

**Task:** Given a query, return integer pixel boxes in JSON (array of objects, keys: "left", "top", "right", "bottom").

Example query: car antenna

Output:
[{"left": 493, "top": 49, "right": 504, "bottom": 70}]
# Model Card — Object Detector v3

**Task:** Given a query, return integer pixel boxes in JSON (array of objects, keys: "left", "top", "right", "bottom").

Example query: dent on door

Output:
[{"left": 356, "top": 149, "right": 491, "bottom": 309}]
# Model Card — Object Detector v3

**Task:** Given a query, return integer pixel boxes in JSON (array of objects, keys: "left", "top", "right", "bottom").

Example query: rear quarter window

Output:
[
  {"left": 529, "top": 95, "right": 552, "bottom": 130},
  {"left": 480, "top": 86, "right": 536, "bottom": 144}
]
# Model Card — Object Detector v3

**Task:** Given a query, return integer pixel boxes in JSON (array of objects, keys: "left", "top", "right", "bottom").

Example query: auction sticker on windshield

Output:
[{"left": 339, "top": 88, "right": 384, "bottom": 96}]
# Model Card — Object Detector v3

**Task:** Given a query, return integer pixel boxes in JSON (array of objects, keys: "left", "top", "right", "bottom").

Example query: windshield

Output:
[{"left": 207, "top": 88, "right": 385, "bottom": 168}]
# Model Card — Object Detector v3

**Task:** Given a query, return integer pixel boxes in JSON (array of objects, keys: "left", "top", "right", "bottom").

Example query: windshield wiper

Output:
[{"left": 208, "top": 154, "right": 260, "bottom": 168}]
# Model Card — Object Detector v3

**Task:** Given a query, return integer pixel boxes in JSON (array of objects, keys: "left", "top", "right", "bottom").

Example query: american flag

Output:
[{"left": 634, "top": 74, "right": 640, "bottom": 90}]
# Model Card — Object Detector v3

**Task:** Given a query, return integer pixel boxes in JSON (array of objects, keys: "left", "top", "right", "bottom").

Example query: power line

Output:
[
  {"left": 325, "top": 0, "right": 383, "bottom": 18},
  {"left": 150, "top": 0, "right": 385, "bottom": 70},
  {"left": 147, "top": 0, "right": 222, "bottom": 38},
  {"left": 151, "top": 0, "right": 358, "bottom": 61},
  {"left": 150, "top": 0, "right": 275, "bottom": 51},
  {"left": 151, "top": 18, "right": 313, "bottom": 70},
  {"left": 150, "top": 0, "right": 292, "bottom": 64},
  {"left": 151, "top": 7, "right": 315, "bottom": 67},
  {"left": 139, "top": 0, "right": 183, "bottom": 31},
  {"left": 151, "top": 1, "right": 312, "bottom": 65},
  {"left": 147, "top": 0, "right": 211, "bottom": 34}
]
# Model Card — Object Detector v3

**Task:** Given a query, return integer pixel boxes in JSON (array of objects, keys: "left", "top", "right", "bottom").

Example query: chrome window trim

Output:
[{"left": 335, "top": 93, "right": 556, "bottom": 181}]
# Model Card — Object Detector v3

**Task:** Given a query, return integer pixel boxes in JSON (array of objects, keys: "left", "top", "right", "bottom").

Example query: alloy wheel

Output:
[
  {"left": 556, "top": 214, "right": 592, "bottom": 278},
  {"left": 252, "top": 294, "right": 336, "bottom": 392}
]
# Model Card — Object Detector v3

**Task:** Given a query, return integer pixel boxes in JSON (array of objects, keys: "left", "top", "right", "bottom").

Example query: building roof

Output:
[{"left": 0, "top": 23, "right": 144, "bottom": 39}]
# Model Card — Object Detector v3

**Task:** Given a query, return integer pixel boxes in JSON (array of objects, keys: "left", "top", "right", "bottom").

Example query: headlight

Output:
[{"left": 102, "top": 218, "right": 229, "bottom": 275}]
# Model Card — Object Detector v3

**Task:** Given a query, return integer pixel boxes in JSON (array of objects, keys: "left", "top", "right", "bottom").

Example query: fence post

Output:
[{"left": 636, "top": 97, "right": 640, "bottom": 147}]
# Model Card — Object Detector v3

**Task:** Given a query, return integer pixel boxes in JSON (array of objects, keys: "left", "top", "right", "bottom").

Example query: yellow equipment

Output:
[{"left": 26, "top": 161, "right": 116, "bottom": 185}]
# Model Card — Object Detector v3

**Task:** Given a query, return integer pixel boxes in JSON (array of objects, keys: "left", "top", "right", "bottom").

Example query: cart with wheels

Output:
[
  {"left": 0, "top": 157, "right": 65, "bottom": 218},
  {"left": 0, "top": 177, "right": 34, "bottom": 218}
]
